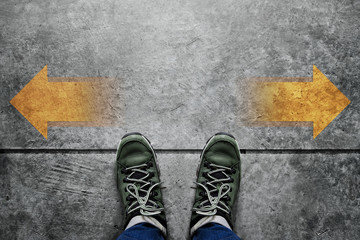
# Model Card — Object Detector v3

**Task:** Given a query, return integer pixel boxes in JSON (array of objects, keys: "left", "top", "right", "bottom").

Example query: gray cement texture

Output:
[
  {"left": 1, "top": 0, "right": 360, "bottom": 240},
  {"left": 1, "top": 152, "right": 359, "bottom": 239},
  {"left": 0, "top": 0, "right": 359, "bottom": 149}
]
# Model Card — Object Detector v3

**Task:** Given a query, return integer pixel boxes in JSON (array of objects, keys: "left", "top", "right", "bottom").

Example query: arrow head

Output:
[
  {"left": 10, "top": 65, "right": 49, "bottom": 139},
  {"left": 312, "top": 65, "right": 351, "bottom": 139}
]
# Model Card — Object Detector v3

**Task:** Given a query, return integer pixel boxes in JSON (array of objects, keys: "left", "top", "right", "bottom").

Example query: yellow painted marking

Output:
[
  {"left": 10, "top": 65, "right": 117, "bottom": 139},
  {"left": 254, "top": 65, "right": 351, "bottom": 138}
]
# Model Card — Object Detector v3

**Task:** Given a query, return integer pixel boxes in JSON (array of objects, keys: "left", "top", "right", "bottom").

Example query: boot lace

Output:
[
  {"left": 193, "top": 163, "right": 233, "bottom": 216},
  {"left": 123, "top": 163, "right": 164, "bottom": 216}
]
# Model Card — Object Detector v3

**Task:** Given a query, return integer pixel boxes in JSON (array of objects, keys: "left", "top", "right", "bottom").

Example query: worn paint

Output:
[{"left": 252, "top": 66, "right": 351, "bottom": 138}]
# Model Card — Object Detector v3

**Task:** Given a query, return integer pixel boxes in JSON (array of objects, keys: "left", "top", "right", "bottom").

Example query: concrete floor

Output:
[
  {"left": 1, "top": 0, "right": 360, "bottom": 239},
  {"left": 1, "top": 152, "right": 359, "bottom": 239},
  {"left": 1, "top": 0, "right": 359, "bottom": 149}
]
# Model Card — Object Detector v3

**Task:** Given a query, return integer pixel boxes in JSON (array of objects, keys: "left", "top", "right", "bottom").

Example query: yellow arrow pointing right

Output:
[{"left": 252, "top": 65, "right": 351, "bottom": 138}]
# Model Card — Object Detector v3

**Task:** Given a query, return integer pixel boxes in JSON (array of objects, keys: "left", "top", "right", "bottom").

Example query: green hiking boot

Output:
[
  {"left": 190, "top": 132, "right": 241, "bottom": 234},
  {"left": 116, "top": 132, "right": 167, "bottom": 233}
]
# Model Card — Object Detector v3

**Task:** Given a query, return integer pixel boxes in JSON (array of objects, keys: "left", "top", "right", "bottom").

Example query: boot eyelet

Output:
[
  {"left": 202, "top": 172, "right": 208, "bottom": 177},
  {"left": 147, "top": 161, "right": 153, "bottom": 167},
  {"left": 123, "top": 177, "right": 128, "bottom": 182},
  {"left": 121, "top": 169, "right": 127, "bottom": 174}
]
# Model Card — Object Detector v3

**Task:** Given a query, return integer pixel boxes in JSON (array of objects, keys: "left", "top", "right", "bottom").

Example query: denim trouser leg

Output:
[
  {"left": 116, "top": 222, "right": 240, "bottom": 240},
  {"left": 192, "top": 223, "right": 241, "bottom": 240},
  {"left": 116, "top": 223, "right": 165, "bottom": 240}
]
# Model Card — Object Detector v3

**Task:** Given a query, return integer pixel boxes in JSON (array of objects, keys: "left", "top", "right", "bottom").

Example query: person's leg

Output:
[
  {"left": 116, "top": 133, "right": 167, "bottom": 240},
  {"left": 192, "top": 223, "right": 241, "bottom": 240},
  {"left": 190, "top": 133, "right": 242, "bottom": 240},
  {"left": 116, "top": 223, "right": 165, "bottom": 240}
]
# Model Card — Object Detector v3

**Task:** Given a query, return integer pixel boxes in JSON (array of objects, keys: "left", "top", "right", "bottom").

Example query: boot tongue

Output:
[
  {"left": 206, "top": 172, "right": 228, "bottom": 197},
  {"left": 131, "top": 171, "right": 151, "bottom": 197},
  {"left": 131, "top": 171, "right": 147, "bottom": 179},
  {"left": 129, "top": 170, "right": 150, "bottom": 197},
  {"left": 211, "top": 171, "right": 226, "bottom": 179}
]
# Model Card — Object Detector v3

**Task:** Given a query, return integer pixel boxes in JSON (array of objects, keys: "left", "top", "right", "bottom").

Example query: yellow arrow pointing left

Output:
[{"left": 10, "top": 65, "right": 118, "bottom": 139}]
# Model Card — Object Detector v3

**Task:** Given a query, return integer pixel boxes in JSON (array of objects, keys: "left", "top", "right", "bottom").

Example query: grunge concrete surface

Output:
[
  {"left": 1, "top": 0, "right": 360, "bottom": 239},
  {"left": 1, "top": 153, "right": 359, "bottom": 239}
]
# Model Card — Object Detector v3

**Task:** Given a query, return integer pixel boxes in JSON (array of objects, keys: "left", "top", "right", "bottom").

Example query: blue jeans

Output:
[{"left": 116, "top": 222, "right": 241, "bottom": 240}]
